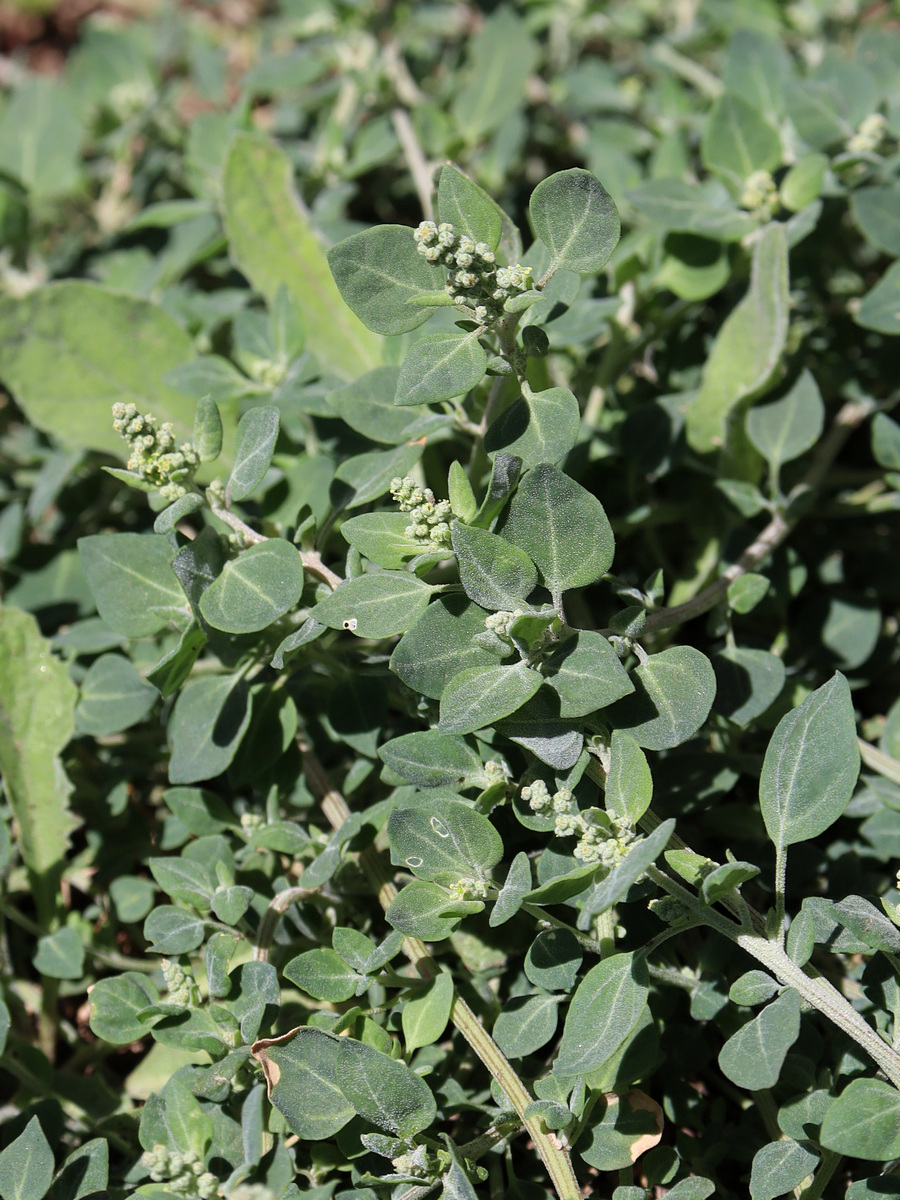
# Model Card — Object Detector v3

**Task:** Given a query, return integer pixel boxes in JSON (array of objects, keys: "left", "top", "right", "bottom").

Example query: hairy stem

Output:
[
  {"left": 391, "top": 109, "right": 434, "bottom": 221},
  {"left": 297, "top": 735, "right": 582, "bottom": 1200},
  {"left": 206, "top": 494, "right": 343, "bottom": 589}
]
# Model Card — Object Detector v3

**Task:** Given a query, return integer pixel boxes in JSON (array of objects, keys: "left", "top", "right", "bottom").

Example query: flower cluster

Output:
[
  {"left": 847, "top": 112, "right": 887, "bottom": 156},
  {"left": 413, "top": 220, "right": 532, "bottom": 325},
  {"left": 140, "top": 1145, "right": 218, "bottom": 1198},
  {"left": 447, "top": 877, "right": 489, "bottom": 901},
  {"left": 740, "top": 169, "right": 778, "bottom": 217},
  {"left": 522, "top": 780, "right": 639, "bottom": 865},
  {"left": 112, "top": 403, "right": 199, "bottom": 502},
  {"left": 390, "top": 476, "right": 453, "bottom": 550},
  {"left": 161, "top": 957, "right": 199, "bottom": 1009}
]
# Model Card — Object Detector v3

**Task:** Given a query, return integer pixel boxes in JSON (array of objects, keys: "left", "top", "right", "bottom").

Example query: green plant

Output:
[{"left": 1, "top": 4, "right": 900, "bottom": 1200}]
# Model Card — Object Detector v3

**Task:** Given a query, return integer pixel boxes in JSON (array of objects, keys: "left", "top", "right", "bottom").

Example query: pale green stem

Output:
[
  {"left": 646, "top": 866, "right": 900, "bottom": 1090},
  {"left": 859, "top": 738, "right": 900, "bottom": 787},
  {"left": 774, "top": 845, "right": 788, "bottom": 947}
]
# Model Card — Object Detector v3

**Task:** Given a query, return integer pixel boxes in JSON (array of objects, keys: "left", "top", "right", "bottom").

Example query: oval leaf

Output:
[
  {"left": 529, "top": 168, "right": 621, "bottom": 275},
  {"left": 199, "top": 539, "right": 304, "bottom": 634}
]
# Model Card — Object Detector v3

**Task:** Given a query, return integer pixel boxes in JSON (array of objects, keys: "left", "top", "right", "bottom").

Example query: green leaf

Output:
[
  {"left": 606, "top": 646, "right": 716, "bottom": 751},
  {"left": 729, "top": 971, "right": 779, "bottom": 1007},
  {"left": 448, "top": 460, "right": 478, "bottom": 523},
  {"left": 749, "top": 1139, "right": 819, "bottom": 1200},
  {"left": 436, "top": 165, "right": 502, "bottom": 250},
  {"left": 605, "top": 730, "right": 653, "bottom": 824},
  {"left": 109, "top": 876, "right": 156, "bottom": 923},
  {"left": 223, "top": 134, "right": 380, "bottom": 378},
  {"left": 759, "top": 672, "right": 859, "bottom": 852},
  {"left": 88, "top": 972, "right": 159, "bottom": 1044},
  {"left": 872, "top": 414, "right": 900, "bottom": 471},
  {"left": 54, "top": 1139, "right": 109, "bottom": 1200},
  {"left": 378, "top": 731, "right": 484, "bottom": 789},
  {"left": 484, "top": 386, "right": 581, "bottom": 470},
  {"left": 556, "top": 952, "right": 649, "bottom": 1076},
  {"left": 146, "top": 624, "right": 206, "bottom": 698},
  {"left": 529, "top": 169, "right": 620, "bottom": 275},
  {"left": 336, "top": 1038, "right": 437, "bottom": 1137},
  {"left": 700, "top": 860, "right": 760, "bottom": 905},
  {"left": 525, "top": 929, "right": 582, "bottom": 991},
  {"left": 193, "top": 395, "right": 223, "bottom": 462},
  {"left": 745, "top": 370, "right": 825, "bottom": 474},
  {"left": 857, "top": 261, "right": 900, "bottom": 335},
  {"left": 79, "top": 534, "right": 188, "bottom": 637},
  {"left": 149, "top": 855, "right": 214, "bottom": 908},
  {"left": 167, "top": 674, "right": 251, "bottom": 785},
  {"left": 388, "top": 798, "right": 503, "bottom": 885},
  {"left": 832, "top": 895, "right": 900, "bottom": 955},
  {"left": 497, "top": 691, "right": 583, "bottom": 770},
  {"left": 199, "top": 539, "right": 303, "bottom": 634},
  {"left": 311, "top": 572, "right": 434, "bottom": 639},
  {"left": 439, "top": 662, "right": 543, "bottom": 735},
  {"left": 163, "top": 1076, "right": 213, "bottom": 1159},
  {"left": 394, "top": 331, "right": 487, "bottom": 408},
  {"left": 0, "top": 76, "right": 83, "bottom": 197},
  {"left": 327, "top": 224, "right": 444, "bottom": 337},
  {"left": 627, "top": 179, "right": 755, "bottom": 242},
  {"left": 0, "top": 607, "right": 78, "bottom": 927},
  {"left": 712, "top": 646, "right": 785, "bottom": 727},
  {"left": 153, "top": 493, "right": 205, "bottom": 535},
  {"left": 701, "top": 93, "right": 782, "bottom": 191},
  {"left": 329, "top": 368, "right": 450, "bottom": 444},
  {"left": 451, "top": 523, "right": 538, "bottom": 612},
  {"left": 542, "top": 631, "right": 634, "bottom": 718},
  {"left": 577, "top": 821, "right": 676, "bottom": 929},
  {"left": 490, "top": 852, "right": 532, "bottom": 927},
  {"left": 718, "top": 989, "right": 801, "bottom": 1090},
  {"left": 780, "top": 153, "right": 827, "bottom": 212},
  {"left": 263, "top": 1029, "right": 355, "bottom": 1140},
  {"left": 33, "top": 927, "right": 85, "bottom": 980},
  {"left": 0, "top": 282, "right": 200, "bottom": 458},
  {"left": 144, "top": 905, "right": 207, "bottom": 954},
  {"left": 722, "top": 29, "right": 791, "bottom": 118},
  {"left": 501, "top": 464, "right": 615, "bottom": 597},
  {"left": 820, "top": 1078, "right": 900, "bottom": 1160},
  {"left": 390, "top": 595, "right": 498, "bottom": 700},
  {"left": 0, "top": 1116, "right": 55, "bottom": 1200},
  {"left": 493, "top": 992, "right": 561, "bottom": 1059},
  {"left": 577, "top": 1092, "right": 663, "bottom": 1172},
  {"left": 727, "top": 573, "right": 771, "bottom": 614},
  {"left": 226, "top": 406, "right": 280, "bottom": 503},
  {"left": 341, "top": 513, "right": 421, "bottom": 571},
  {"left": 470, "top": 452, "right": 523, "bottom": 530},
  {"left": 385, "top": 880, "right": 482, "bottom": 942},
  {"left": 284, "top": 949, "right": 362, "bottom": 1002},
  {"left": 76, "top": 653, "right": 157, "bottom": 736},
  {"left": 450, "top": 7, "right": 538, "bottom": 145},
  {"left": 402, "top": 970, "right": 454, "bottom": 1053},
  {"left": 685, "top": 223, "right": 789, "bottom": 454},
  {"left": 852, "top": 185, "right": 900, "bottom": 256},
  {"left": 333, "top": 444, "right": 423, "bottom": 511}
]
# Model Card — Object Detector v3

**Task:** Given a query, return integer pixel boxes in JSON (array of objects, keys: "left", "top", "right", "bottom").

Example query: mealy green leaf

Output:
[
  {"left": 451, "top": 522, "right": 538, "bottom": 611},
  {"left": 311, "top": 572, "right": 434, "bottom": 639},
  {"left": 327, "top": 224, "right": 444, "bottom": 337},
  {"left": 223, "top": 134, "right": 380, "bottom": 377},
  {"left": 0, "top": 1116, "right": 55, "bottom": 1200},
  {"left": 604, "top": 729, "right": 653, "bottom": 824},
  {"left": 199, "top": 539, "right": 303, "bottom": 634},
  {"left": 556, "top": 952, "right": 649, "bottom": 1075},
  {"left": 193, "top": 395, "right": 223, "bottom": 462},
  {"left": 437, "top": 164, "right": 502, "bottom": 250},
  {"left": 577, "top": 820, "right": 676, "bottom": 928},
  {"left": 88, "top": 972, "right": 160, "bottom": 1044},
  {"left": 388, "top": 797, "right": 503, "bottom": 885},
  {"left": 745, "top": 370, "right": 824, "bottom": 474},
  {"left": 542, "top": 631, "right": 634, "bottom": 718},
  {"left": 450, "top": 7, "right": 538, "bottom": 145},
  {"left": 493, "top": 992, "right": 561, "bottom": 1059},
  {"left": 390, "top": 595, "right": 497, "bottom": 700},
  {"left": 712, "top": 646, "right": 785, "bottom": 727},
  {"left": 226, "top": 406, "right": 280, "bottom": 503},
  {"left": 439, "top": 662, "right": 543, "bottom": 735},
  {"left": 701, "top": 93, "right": 782, "bottom": 191},
  {"left": 264, "top": 1029, "right": 355, "bottom": 1140},
  {"left": 167, "top": 674, "right": 251, "bottom": 785},
  {"left": 54, "top": 1139, "right": 109, "bottom": 1200},
  {"left": 857, "top": 261, "right": 900, "bottom": 335},
  {"left": 402, "top": 970, "right": 454, "bottom": 1053},
  {"left": 852, "top": 185, "right": 900, "bottom": 256},
  {"left": 33, "top": 926, "right": 85, "bottom": 980},
  {"left": 484, "top": 386, "right": 581, "bottom": 471},
  {"left": 489, "top": 852, "right": 532, "bottom": 927},
  {"left": 378, "top": 730, "right": 484, "bottom": 789},
  {"left": 759, "top": 672, "right": 859, "bottom": 851},
  {"left": 385, "top": 880, "right": 483, "bottom": 942},
  {"left": 76, "top": 653, "right": 157, "bottom": 736},
  {"left": 524, "top": 928, "right": 582, "bottom": 991},
  {"left": 820, "top": 1078, "right": 900, "bottom": 1160},
  {"left": 394, "top": 331, "right": 487, "bottom": 407},
  {"left": 749, "top": 1139, "right": 819, "bottom": 1200},
  {"left": 79, "top": 533, "right": 188, "bottom": 637},
  {"left": 283, "top": 949, "right": 362, "bottom": 1002},
  {"left": 718, "top": 989, "right": 801, "bottom": 1090},
  {"left": 685, "top": 223, "right": 789, "bottom": 454},
  {"left": 529, "top": 169, "right": 621, "bottom": 275},
  {"left": 501, "top": 464, "right": 615, "bottom": 597},
  {"left": 336, "top": 1037, "right": 437, "bottom": 1137},
  {"left": 606, "top": 646, "right": 716, "bottom": 751}
]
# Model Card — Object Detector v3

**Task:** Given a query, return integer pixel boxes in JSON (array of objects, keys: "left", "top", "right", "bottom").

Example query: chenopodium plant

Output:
[{"left": 81, "top": 163, "right": 899, "bottom": 1200}]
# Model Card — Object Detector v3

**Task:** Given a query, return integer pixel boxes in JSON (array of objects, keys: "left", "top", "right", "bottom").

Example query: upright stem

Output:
[
  {"left": 297, "top": 736, "right": 582, "bottom": 1200},
  {"left": 774, "top": 845, "right": 788, "bottom": 947}
]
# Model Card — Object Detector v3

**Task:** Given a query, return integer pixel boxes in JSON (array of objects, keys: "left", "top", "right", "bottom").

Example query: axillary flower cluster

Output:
[
  {"left": 521, "top": 780, "right": 638, "bottom": 866},
  {"left": 112, "top": 402, "right": 199, "bottom": 501},
  {"left": 413, "top": 220, "right": 532, "bottom": 326},
  {"left": 390, "top": 475, "right": 453, "bottom": 550}
]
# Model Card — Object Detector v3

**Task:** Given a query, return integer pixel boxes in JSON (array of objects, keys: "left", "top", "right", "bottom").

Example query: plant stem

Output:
[
  {"left": 253, "top": 884, "right": 318, "bottom": 962},
  {"left": 646, "top": 866, "right": 900, "bottom": 1089},
  {"left": 774, "top": 845, "right": 788, "bottom": 946},
  {"left": 859, "top": 738, "right": 900, "bottom": 786},
  {"left": 206, "top": 493, "right": 343, "bottom": 589},
  {"left": 391, "top": 108, "right": 433, "bottom": 221},
  {"left": 799, "top": 1149, "right": 842, "bottom": 1199},
  {"left": 297, "top": 735, "right": 582, "bottom": 1200}
]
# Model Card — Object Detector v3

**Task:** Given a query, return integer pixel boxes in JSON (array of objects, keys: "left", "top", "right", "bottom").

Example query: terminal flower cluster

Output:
[
  {"left": 847, "top": 112, "right": 887, "bottom": 155},
  {"left": 140, "top": 1146, "right": 218, "bottom": 1198},
  {"left": 161, "top": 956, "right": 199, "bottom": 1009},
  {"left": 447, "top": 876, "right": 489, "bottom": 901},
  {"left": 112, "top": 402, "right": 199, "bottom": 501},
  {"left": 740, "top": 169, "right": 778, "bottom": 217},
  {"left": 413, "top": 220, "right": 532, "bottom": 325},
  {"left": 522, "top": 780, "right": 639, "bottom": 865},
  {"left": 390, "top": 476, "right": 453, "bottom": 550}
]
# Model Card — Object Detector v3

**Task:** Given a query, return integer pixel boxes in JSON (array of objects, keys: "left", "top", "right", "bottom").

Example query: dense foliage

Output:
[{"left": 1, "top": 2, "right": 900, "bottom": 1199}]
